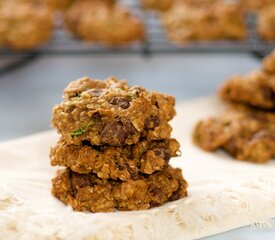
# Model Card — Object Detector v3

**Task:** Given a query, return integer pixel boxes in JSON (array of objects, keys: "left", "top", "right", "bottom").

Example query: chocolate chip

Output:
[
  {"left": 109, "top": 97, "right": 130, "bottom": 109},
  {"left": 154, "top": 147, "right": 170, "bottom": 161},
  {"left": 100, "top": 120, "right": 134, "bottom": 145},
  {"left": 125, "top": 162, "right": 138, "bottom": 179},
  {"left": 261, "top": 86, "right": 275, "bottom": 102},
  {"left": 144, "top": 116, "right": 160, "bottom": 129},
  {"left": 71, "top": 173, "right": 93, "bottom": 195},
  {"left": 224, "top": 137, "right": 238, "bottom": 156},
  {"left": 117, "top": 162, "right": 125, "bottom": 170},
  {"left": 169, "top": 182, "right": 182, "bottom": 201},
  {"left": 148, "top": 186, "right": 161, "bottom": 197},
  {"left": 91, "top": 112, "right": 101, "bottom": 120}
]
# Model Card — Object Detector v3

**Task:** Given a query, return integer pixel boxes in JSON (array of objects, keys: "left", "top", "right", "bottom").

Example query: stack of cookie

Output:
[
  {"left": 194, "top": 50, "right": 275, "bottom": 163},
  {"left": 50, "top": 77, "right": 188, "bottom": 212}
]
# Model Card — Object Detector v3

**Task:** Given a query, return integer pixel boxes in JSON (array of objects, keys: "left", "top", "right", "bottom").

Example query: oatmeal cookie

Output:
[
  {"left": 141, "top": 0, "right": 174, "bottom": 11},
  {"left": 51, "top": 77, "right": 176, "bottom": 146},
  {"left": 257, "top": 4, "right": 275, "bottom": 42},
  {"left": 240, "top": 0, "right": 275, "bottom": 11},
  {"left": 193, "top": 105, "right": 275, "bottom": 163},
  {"left": 50, "top": 138, "right": 180, "bottom": 180},
  {"left": 44, "top": 0, "right": 73, "bottom": 10},
  {"left": 263, "top": 50, "right": 275, "bottom": 74},
  {"left": 220, "top": 71, "right": 275, "bottom": 110},
  {"left": 162, "top": 1, "right": 246, "bottom": 44},
  {"left": 65, "top": 0, "right": 144, "bottom": 46},
  {"left": 52, "top": 166, "right": 188, "bottom": 212},
  {"left": 0, "top": 0, "right": 53, "bottom": 49}
]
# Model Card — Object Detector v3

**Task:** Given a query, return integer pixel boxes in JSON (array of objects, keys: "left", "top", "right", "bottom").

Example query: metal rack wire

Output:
[{"left": 0, "top": 0, "right": 274, "bottom": 61}]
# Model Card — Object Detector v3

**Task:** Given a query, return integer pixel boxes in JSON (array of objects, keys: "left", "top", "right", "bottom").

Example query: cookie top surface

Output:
[
  {"left": 162, "top": 1, "right": 246, "bottom": 43},
  {"left": 220, "top": 50, "right": 275, "bottom": 109},
  {"left": 0, "top": 0, "right": 53, "bottom": 49},
  {"left": 52, "top": 77, "right": 175, "bottom": 145},
  {"left": 65, "top": 0, "right": 144, "bottom": 45}
]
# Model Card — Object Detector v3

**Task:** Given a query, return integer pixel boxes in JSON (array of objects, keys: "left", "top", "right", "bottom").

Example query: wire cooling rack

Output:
[{"left": 0, "top": 0, "right": 274, "bottom": 62}]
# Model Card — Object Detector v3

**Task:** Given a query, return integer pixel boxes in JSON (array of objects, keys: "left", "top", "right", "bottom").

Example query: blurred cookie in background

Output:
[
  {"left": 0, "top": 0, "right": 53, "bottom": 50},
  {"left": 162, "top": 0, "right": 246, "bottom": 44},
  {"left": 257, "top": 4, "right": 275, "bottom": 42},
  {"left": 220, "top": 50, "right": 275, "bottom": 110},
  {"left": 141, "top": 0, "right": 222, "bottom": 12},
  {"left": 240, "top": 0, "right": 275, "bottom": 11},
  {"left": 193, "top": 104, "right": 275, "bottom": 163},
  {"left": 141, "top": 0, "right": 174, "bottom": 11},
  {"left": 43, "top": 0, "right": 73, "bottom": 11},
  {"left": 65, "top": 0, "right": 145, "bottom": 46}
]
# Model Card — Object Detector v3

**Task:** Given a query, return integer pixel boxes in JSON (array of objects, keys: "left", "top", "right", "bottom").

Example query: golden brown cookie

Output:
[
  {"left": 0, "top": 0, "right": 53, "bottom": 50},
  {"left": 193, "top": 105, "right": 275, "bottom": 163},
  {"left": 161, "top": 1, "right": 246, "bottom": 44},
  {"left": 50, "top": 138, "right": 180, "bottom": 180},
  {"left": 141, "top": 0, "right": 174, "bottom": 11},
  {"left": 240, "top": 0, "right": 275, "bottom": 11},
  {"left": 65, "top": 0, "right": 144, "bottom": 46},
  {"left": 52, "top": 166, "right": 188, "bottom": 212},
  {"left": 220, "top": 71, "right": 275, "bottom": 110},
  {"left": 51, "top": 77, "right": 176, "bottom": 146},
  {"left": 257, "top": 4, "right": 275, "bottom": 42},
  {"left": 263, "top": 50, "right": 275, "bottom": 75},
  {"left": 43, "top": 0, "right": 73, "bottom": 10}
]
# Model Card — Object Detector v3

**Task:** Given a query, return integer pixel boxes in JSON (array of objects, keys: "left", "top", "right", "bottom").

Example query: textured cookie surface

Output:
[
  {"left": 51, "top": 77, "right": 175, "bottom": 145},
  {"left": 220, "top": 50, "right": 275, "bottom": 110},
  {"left": 52, "top": 166, "right": 188, "bottom": 212},
  {"left": 162, "top": 1, "right": 246, "bottom": 43},
  {"left": 141, "top": 0, "right": 174, "bottom": 11},
  {"left": 65, "top": 0, "right": 144, "bottom": 45},
  {"left": 51, "top": 138, "right": 180, "bottom": 180},
  {"left": 0, "top": 0, "right": 53, "bottom": 49},
  {"left": 194, "top": 105, "right": 275, "bottom": 163},
  {"left": 257, "top": 4, "right": 275, "bottom": 41}
]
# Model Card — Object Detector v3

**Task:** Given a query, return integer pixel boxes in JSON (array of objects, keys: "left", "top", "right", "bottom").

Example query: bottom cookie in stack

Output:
[{"left": 52, "top": 166, "right": 188, "bottom": 212}]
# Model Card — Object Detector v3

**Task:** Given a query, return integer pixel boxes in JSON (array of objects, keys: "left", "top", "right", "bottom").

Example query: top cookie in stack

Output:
[
  {"left": 50, "top": 77, "right": 188, "bottom": 212},
  {"left": 194, "top": 50, "right": 275, "bottom": 163},
  {"left": 52, "top": 77, "right": 175, "bottom": 145}
]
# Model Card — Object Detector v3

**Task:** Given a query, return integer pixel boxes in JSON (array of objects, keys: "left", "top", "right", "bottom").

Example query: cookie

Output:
[
  {"left": 240, "top": 0, "right": 275, "bottom": 11},
  {"left": 51, "top": 77, "right": 176, "bottom": 146},
  {"left": 52, "top": 166, "right": 188, "bottom": 212},
  {"left": 141, "top": 0, "right": 174, "bottom": 11},
  {"left": 0, "top": 0, "right": 53, "bottom": 50},
  {"left": 220, "top": 71, "right": 275, "bottom": 110},
  {"left": 257, "top": 4, "right": 275, "bottom": 42},
  {"left": 50, "top": 138, "right": 180, "bottom": 180},
  {"left": 44, "top": 0, "right": 72, "bottom": 10},
  {"left": 65, "top": 0, "right": 144, "bottom": 46},
  {"left": 162, "top": 1, "right": 246, "bottom": 44},
  {"left": 263, "top": 50, "right": 275, "bottom": 75},
  {"left": 193, "top": 105, "right": 275, "bottom": 163}
]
